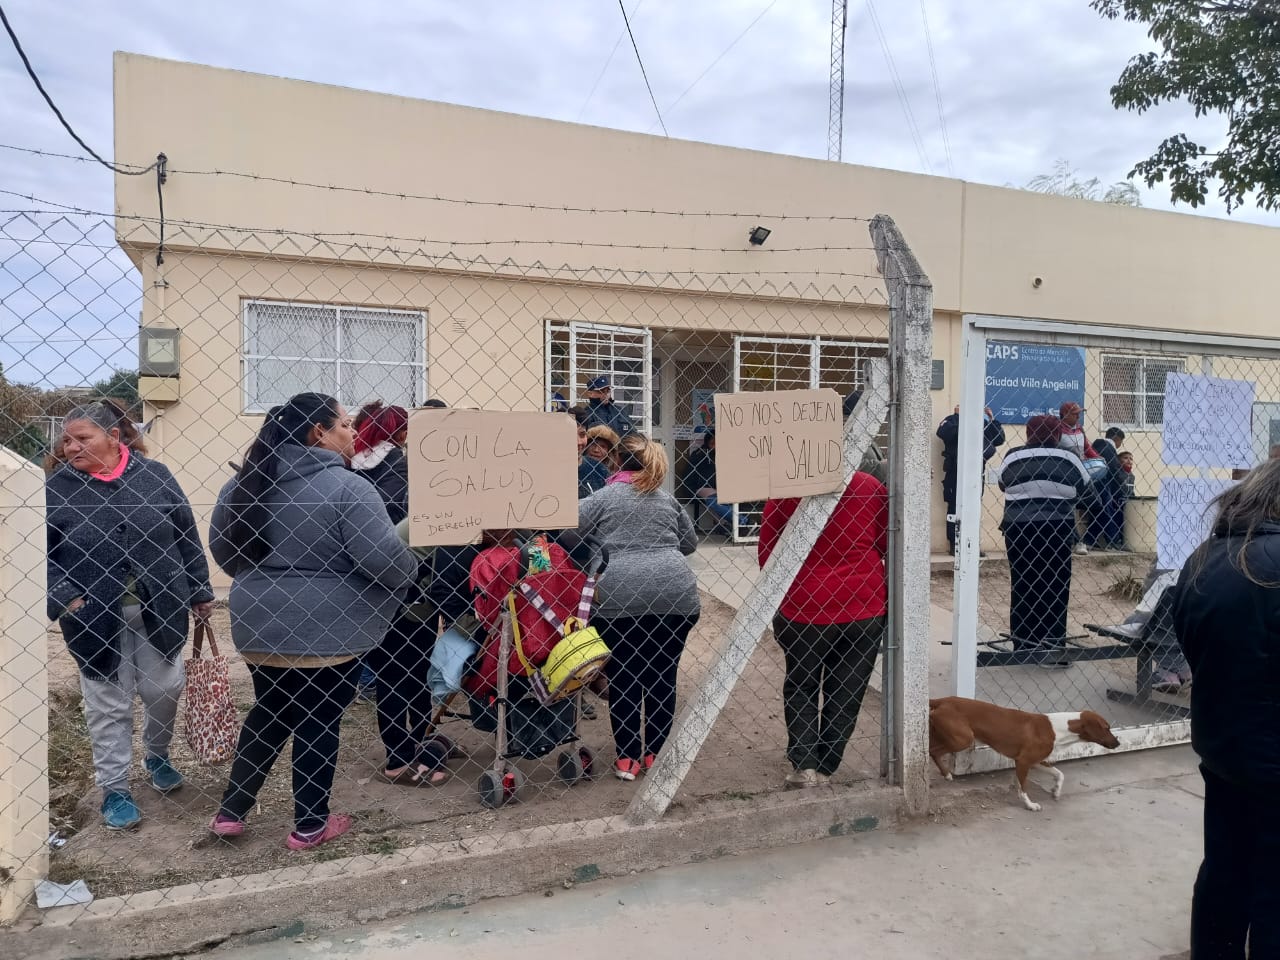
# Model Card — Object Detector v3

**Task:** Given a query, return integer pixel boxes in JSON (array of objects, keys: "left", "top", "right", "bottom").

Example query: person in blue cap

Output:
[{"left": 583, "top": 376, "right": 636, "bottom": 437}]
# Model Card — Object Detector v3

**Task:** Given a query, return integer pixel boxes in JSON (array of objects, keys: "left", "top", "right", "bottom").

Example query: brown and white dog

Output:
[{"left": 929, "top": 696, "right": 1121, "bottom": 811}]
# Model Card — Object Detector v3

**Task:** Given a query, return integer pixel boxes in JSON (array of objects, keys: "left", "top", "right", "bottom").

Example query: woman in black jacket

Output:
[
  {"left": 352, "top": 400, "right": 455, "bottom": 787},
  {"left": 1173, "top": 459, "right": 1280, "bottom": 958},
  {"left": 46, "top": 400, "right": 214, "bottom": 831}
]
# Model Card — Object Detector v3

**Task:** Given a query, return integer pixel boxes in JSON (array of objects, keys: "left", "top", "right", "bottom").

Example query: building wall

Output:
[{"left": 112, "top": 54, "right": 1280, "bottom": 560}]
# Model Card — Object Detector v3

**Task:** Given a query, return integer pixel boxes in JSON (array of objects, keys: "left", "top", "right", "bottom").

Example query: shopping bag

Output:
[{"left": 183, "top": 621, "right": 239, "bottom": 765}]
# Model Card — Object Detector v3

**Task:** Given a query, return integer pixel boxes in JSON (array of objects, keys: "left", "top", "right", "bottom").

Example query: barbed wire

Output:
[{"left": 0, "top": 141, "right": 875, "bottom": 223}]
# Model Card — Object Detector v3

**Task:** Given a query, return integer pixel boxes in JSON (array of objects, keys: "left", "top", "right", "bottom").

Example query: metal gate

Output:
[
  {"left": 731, "top": 335, "right": 888, "bottom": 542},
  {"left": 950, "top": 314, "right": 1280, "bottom": 773},
  {"left": 546, "top": 320, "right": 652, "bottom": 433}
]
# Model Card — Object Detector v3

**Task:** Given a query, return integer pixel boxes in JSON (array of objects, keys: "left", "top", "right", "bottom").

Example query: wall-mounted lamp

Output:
[{"left": 747, "top": 225, "right": 771, "bottom": 246}]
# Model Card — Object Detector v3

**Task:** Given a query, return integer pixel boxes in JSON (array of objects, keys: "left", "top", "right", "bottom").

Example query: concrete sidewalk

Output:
[{"left": 205, "top": 746, "right": 1201, "bottom": 960}]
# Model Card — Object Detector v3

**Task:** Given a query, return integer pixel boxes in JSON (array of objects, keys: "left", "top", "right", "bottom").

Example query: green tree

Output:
[
  {"left": 1023, "top": 160, "right": 1142, "bottom": 205},
  {"left": 1092, "top": 0, "right": 1280, "bottom": 211},
  {"left": 91, "top": 369, "right": 140, "bottom": 413}
]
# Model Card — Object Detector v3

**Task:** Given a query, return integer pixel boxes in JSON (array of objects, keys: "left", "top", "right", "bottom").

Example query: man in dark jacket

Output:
[
  {"left": 936, "top": 405, "right": 1006, "bottom": 554},
  {"left": 1085, "top": 426, "right": 1127, "bottom": 550},
  {"left": 681, "top": 428, "right": 737, "bottom": 532},
  {"left": 582, "top": 376, "right": 636, "bottom": 437},
  {"left": 1172, "top": 464, "right": 1280, "bottom": 957}
]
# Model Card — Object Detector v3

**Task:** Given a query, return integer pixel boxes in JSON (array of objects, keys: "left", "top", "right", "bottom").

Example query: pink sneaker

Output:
[
  {"left": 209, "top": 814, "right": 245, "bottom": 838},
  {"left": 286, "top": 814, "right": 353, "bottom": 851}
]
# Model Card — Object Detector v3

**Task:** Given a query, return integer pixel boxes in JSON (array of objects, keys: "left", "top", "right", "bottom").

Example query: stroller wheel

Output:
[
  {"left": 478, "top": 770, "right": 507, "bottom": 809},
  {"left": 505, "top": 764, "right": 526, "bottom": 800},
  {"left": 578, "top": 746, "right": 595, "bottom": 779},
  {"left": 557, "top": 749, "right": 585, "bottom": 784}
]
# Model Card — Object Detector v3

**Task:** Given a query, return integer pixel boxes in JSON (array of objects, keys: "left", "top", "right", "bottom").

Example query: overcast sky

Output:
[{"left": 1, "top": 0, "right": 1276, "bottom": 384}]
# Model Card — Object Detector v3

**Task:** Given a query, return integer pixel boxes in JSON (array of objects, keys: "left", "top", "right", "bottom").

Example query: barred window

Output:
[
  {"left": 1100, "top": 354, "right": 1185, "bottom": 429},
  {"left": 242, "top": 300, "right": 426, "bottom": 413}
]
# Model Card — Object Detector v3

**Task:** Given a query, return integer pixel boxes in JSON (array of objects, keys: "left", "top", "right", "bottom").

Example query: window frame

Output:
[
  {"left": 1099, "top": 353, "right": 1186, "bottom": 430},
  {"left": 241, "top": 298, "right": 427, "bottom": 414}
]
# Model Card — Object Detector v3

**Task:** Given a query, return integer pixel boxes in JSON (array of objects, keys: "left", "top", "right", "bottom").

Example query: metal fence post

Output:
[
  {"left": 870, "top": 215, "right": 934, "bottom": 815},
  {"left": 0, "top": 449, "right": 49, "bottom": 923}
]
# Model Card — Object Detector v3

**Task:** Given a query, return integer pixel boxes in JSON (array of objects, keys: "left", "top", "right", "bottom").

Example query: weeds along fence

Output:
[{"left": 0, "top": 202, "right": 933, "bottom": 923}]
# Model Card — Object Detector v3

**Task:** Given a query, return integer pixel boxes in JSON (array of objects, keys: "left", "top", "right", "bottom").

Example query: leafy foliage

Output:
[{"left": 1092, "top": 0, "right": 1280, "bottom": 211}]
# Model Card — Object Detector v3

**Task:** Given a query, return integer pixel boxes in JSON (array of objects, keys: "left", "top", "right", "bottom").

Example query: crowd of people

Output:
[{"left": 45, "top": 382, "right": 888, "bottom": 842}]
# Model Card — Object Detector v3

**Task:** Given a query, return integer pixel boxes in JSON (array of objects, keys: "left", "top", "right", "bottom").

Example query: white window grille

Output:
[
  {"left": 242, "top": 300, "right": 427, "bottom": 413},
  {"left": 545, "top": 321, "right": 652, "bottom": 434},
  {"left": 1100, "top": 354, "right": 1185, "bottom": 429}
]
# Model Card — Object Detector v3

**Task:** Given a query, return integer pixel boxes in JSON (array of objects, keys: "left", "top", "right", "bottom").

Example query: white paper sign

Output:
[
  {"left": 1162, "top": 373, "right": 1255, "bottom": 469},
  {"left": 1156, "top": 477, "right": 1234, "bottom": 570}
]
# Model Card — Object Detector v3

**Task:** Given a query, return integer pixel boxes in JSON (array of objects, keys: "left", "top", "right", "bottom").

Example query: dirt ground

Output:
[
  {"left": 928, "top": 549, "right": 1151, "bottom": 634},
  {"left": 46, "top": 590, "right": 884, "bottom": 899}
]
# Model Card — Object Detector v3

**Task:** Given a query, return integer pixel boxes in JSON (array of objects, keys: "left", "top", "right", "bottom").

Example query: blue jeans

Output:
[{"left": 700, "top": 493, "right": 734, "bottom": 525}]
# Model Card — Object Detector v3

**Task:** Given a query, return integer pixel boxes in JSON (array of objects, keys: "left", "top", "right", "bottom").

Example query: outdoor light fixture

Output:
[{"left": 748, "top": 225, "right": 771, "bottom": 246}]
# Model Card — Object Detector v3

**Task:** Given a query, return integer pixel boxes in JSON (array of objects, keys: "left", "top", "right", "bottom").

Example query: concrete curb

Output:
[{"left": 8, "top": 782, "right": 911, "bottom": 960}]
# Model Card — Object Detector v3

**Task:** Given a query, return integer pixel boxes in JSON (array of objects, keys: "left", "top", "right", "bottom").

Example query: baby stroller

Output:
[{"left": 465, "top": 534, "right": 609, "bottom": 808}]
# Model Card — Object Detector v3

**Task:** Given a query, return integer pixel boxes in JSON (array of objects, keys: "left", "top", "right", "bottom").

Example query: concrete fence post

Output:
[
  {"left": 0, "top": 448, "right": 49, "bottom": 923},
  {"left": 870, "top": 214, "right": 935, "bottom": 816},
  {"left": 627, "top": 359, "right": 891, "bottom": 825}
]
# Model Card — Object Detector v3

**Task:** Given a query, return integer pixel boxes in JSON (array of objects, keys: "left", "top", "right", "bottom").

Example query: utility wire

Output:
[
  {"left": 617, "top": 0, "right": 668, "bottom": 137},
  {"left": 865, "top": 0, "right": 932, "bottom": 174},
  {"left": 917, "top": 0, "right": 953, "bottom": 176},
  {"left": 0, "top": 3, "right": 156, "bottom": 176},
  {"left": 577, "top": 0, "right": 644, "bottom": 122},
  {"left": 650, "top": 0, "right": 779, "bottom": 132}
]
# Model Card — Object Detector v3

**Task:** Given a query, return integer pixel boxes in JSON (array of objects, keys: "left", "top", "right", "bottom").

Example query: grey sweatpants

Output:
[{"left": 78, "top": 605, "right": 185, "bottom": 794}]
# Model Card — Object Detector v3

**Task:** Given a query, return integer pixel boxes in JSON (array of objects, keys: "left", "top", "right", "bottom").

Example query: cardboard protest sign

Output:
[
  {"left": 1162, "top": 373, "right": 1255, "bottom": 469},
  {"left": 714, "top": 389, "right": 845, "bottom": 502},
  {"left": 406, "top": 409, "right": 578, "bottom": 546}
]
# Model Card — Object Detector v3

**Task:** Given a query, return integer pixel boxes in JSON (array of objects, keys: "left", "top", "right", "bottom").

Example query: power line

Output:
[
  {"left": 917, "top": 0, "right": 953, "bottom": 176},
  {"left": 864, "top": 0, "right": 932, "bottom": 174},
  {"left": 651, "top": 0, "right": 779, "bottom": 132},
  {"left": 617, "top": 0, "right": 668, "bottom": 137},
  {"left": 577, "top": 0, "right": 644, "bottom": 122},
  {"left": 0, "top": 3, "right": 157, "bottom": 176}
]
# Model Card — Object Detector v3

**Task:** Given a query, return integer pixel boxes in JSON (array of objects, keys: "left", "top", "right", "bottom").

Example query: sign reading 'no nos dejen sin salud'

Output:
[
  {"left": 713, "top": 389, "right": 845, "bottom": 502},
  {"left": 984, "top": 341, "right": 1086, "bottom": 425},
  {"left": 406, "top": 409, "right": 578, "bottom": 546}
]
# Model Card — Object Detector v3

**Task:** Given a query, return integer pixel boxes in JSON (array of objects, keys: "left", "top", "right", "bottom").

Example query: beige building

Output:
[{"left": 112, "top": 53, "right": 1280, "bottom": 571}]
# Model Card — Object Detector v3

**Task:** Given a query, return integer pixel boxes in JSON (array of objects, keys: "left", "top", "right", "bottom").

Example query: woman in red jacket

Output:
[{"left": 759, "top": 469, "right": 889, "bottom": 789}]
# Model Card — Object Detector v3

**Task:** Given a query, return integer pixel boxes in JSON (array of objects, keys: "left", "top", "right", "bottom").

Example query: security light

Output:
[{"left": 748, "top": 225, "right": 771, "bottom": 246}]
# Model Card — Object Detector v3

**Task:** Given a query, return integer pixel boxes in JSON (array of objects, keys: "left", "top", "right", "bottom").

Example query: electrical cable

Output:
[
  {"left": 617, "top": 0, "right": 668, "bottom": 137},
  {"left": 917, "top": 0, "right": 953, "bottom": 176},
  {"left": 0, "top": 3, "right": 157, "bottom": 176},
  {"left": 577, "top": 0, "right": 644, "bottom": 121}
]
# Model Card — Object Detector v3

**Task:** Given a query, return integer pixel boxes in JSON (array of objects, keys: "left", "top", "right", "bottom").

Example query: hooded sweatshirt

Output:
[{"left": 209, "top": 444, "right": 416, "bottom": 659}]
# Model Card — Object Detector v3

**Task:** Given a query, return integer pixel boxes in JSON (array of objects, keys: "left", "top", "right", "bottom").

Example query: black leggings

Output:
[
  {"left": 219, "top": 659, "right": 359, "bottom": 833},
  {"left": 598, "top": 614, "right": 699, "bottom": 763},
  {"left": 366, "top": 613, "right": 442, "bottom": 771}
]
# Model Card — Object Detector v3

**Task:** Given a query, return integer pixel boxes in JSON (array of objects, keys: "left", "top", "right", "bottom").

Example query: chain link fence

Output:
[
  {"left": 1, "top": 200, "right": 932, "bottom": 923},
  {"left": 943, "top": 316, "right": 1280, "bottom": 772}
]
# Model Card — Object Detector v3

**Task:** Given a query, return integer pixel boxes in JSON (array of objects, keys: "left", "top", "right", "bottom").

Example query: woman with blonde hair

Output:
[{"left": 577, "top": 433, "right": 699, "bottom": 780}]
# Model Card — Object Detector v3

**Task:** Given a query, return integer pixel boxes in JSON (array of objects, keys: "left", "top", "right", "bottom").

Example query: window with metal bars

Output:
[
  {"left": 1100, "top": 354, "right": 1185, "bottom": 429},
  {"left": 242, "top": 299, "right": 426, "bottom": 413}
]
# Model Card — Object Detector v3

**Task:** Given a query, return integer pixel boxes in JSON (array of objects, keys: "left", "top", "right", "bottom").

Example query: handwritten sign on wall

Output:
[
  {"left": 1156, "top": 477, "right": 1234, "bottom": 570},
  {"left": 1162, "top": 373, "right": 1255, "bottom": 469},
  {"left": 714, "top": 389, "right": 845, "bottom": 502},
  {"left": 406, "top": 409, "right": 578, "bottom": 546}
]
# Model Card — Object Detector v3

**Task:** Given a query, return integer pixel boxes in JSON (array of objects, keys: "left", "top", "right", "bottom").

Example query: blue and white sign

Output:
[{"left": 984, "top": 341, "right": 1086, "bottom": 425}]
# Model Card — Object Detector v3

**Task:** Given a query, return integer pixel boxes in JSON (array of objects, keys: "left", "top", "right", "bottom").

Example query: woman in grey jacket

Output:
[
  {"left": 46, "top": 400, "right": 214, "bottom": 831},
  {"left": 208, "top": 393, "right": 416, "bottom": 850},
  {"left": 577, "top": 434, "right": 700, "bottom": 781}
]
